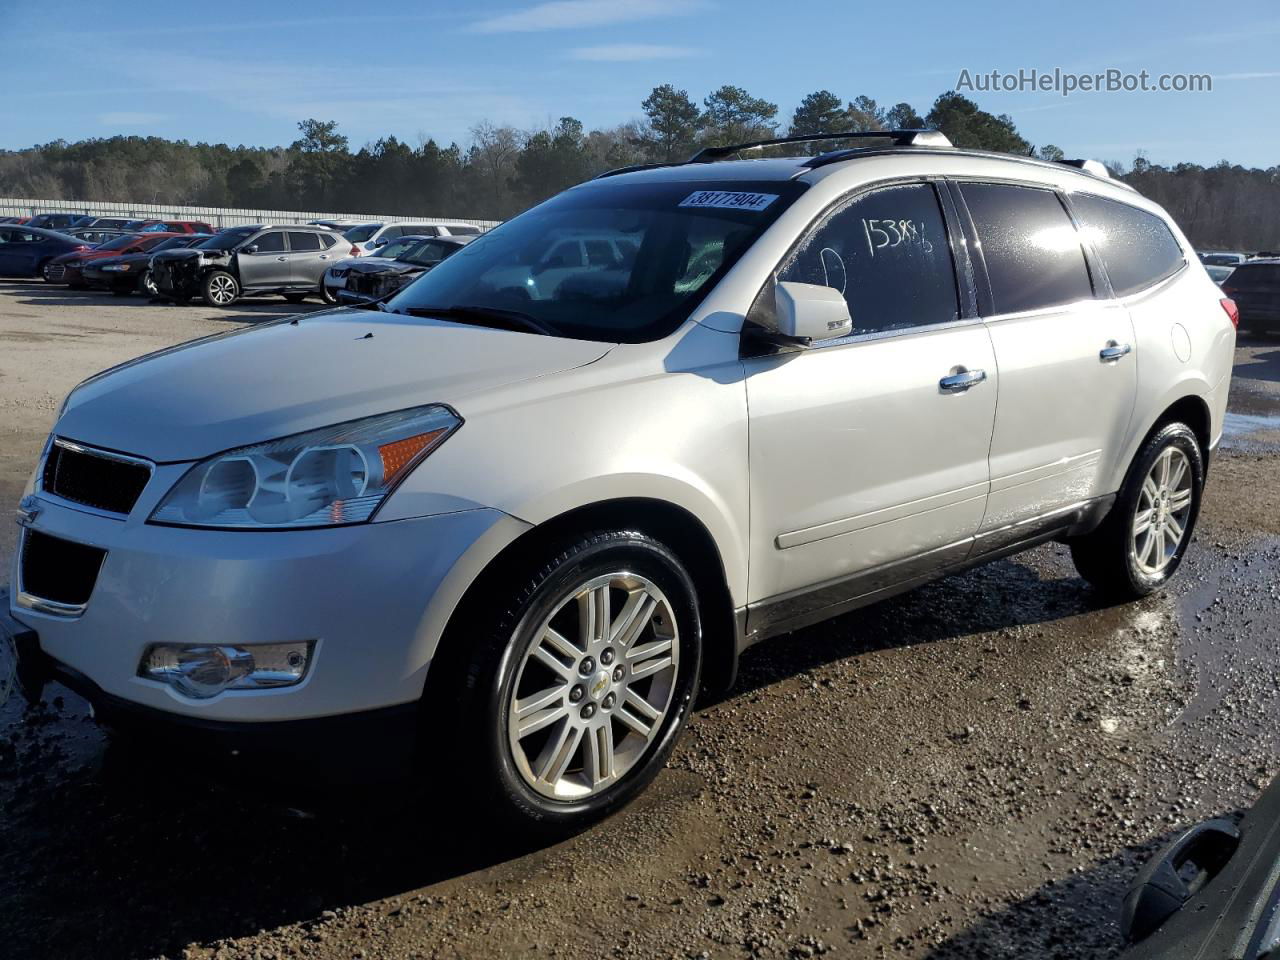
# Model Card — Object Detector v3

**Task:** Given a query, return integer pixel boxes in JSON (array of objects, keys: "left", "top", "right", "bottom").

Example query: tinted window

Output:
[
  {"left": 402, "top": 224, "right": 438, "bottom": 237},
  {"left": 961, "top": 182, "right": 1094, "bottom": 314},
  {"left": 252, "top": 231, "right": 286, "bottom": 253},
  {"left": 777, "top": 182, "right": 959, "bottom": 335},
  {"left": 1071, "top": 194, "right": 1185, "bottom": 297},
  {"left": 287, "top": 231, "right": 323, "bottom": 251},
  {"left": 448, "top": 225, "right": 481, "bottom": 235},
  {"left": 343, "top": 224, "right": 380, "bottom": 243},
  {"left": 320, "top": 233, "right": 337, "bottom": 248},
  {"left": 197, "top": 227, "right": 256, "bottom": 250},
  {"left": 584, "top": 239, "right": 616, "bottom": 267}
]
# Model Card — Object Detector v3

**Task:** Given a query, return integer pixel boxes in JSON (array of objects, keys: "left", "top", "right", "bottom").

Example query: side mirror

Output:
[
  {"left": 242, "top": 244, "right": 259, "bottom": 254},
  {"left": 1120, "top": 819, "right": 1240, "bottom": 944},
  {"left": 774, "top": 281, "right": 852, "bottom": 344}
]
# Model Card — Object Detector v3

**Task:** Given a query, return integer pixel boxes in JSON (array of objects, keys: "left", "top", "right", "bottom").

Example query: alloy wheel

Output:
[
  {"left": 507, "top": 572, "right": 679, "bottom": 800},
  {"left": 1132, "top": 447, "right": 1194, "bottom": 575},
  {"left": 208, "top": 275, "right": 236, "bottom": 305}
]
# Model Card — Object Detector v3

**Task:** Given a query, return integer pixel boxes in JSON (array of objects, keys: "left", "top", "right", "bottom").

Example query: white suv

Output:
[
  {"left": 9, "top": 131, "right": 1237, "bottom": 830},
  {"left": 344, "top": 220, "right": 483, "bottom": 256}
]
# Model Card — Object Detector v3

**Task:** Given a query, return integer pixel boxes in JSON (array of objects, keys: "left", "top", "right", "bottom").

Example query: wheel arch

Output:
[
  {"left": 427, "top": 497, "right": 741, "bottom": 709},
  {"left": 1111, "top": 385, "right": 1214, "bottom": 492}
]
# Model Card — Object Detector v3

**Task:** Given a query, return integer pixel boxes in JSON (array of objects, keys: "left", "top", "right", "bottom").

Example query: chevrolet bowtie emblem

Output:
[{"left": 15, "top": 495, "right": 40, "bottom": 528}]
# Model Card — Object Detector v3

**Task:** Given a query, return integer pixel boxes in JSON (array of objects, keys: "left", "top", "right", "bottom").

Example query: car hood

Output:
[
  {"left": 349, "top": 259, "right": 422, "bottom": 275},
  {"left": 57, "top": 309, "right": 614, "bottom": 462},
  {"left": 343, "top": 256, "right": 402, "bottom": 271}
]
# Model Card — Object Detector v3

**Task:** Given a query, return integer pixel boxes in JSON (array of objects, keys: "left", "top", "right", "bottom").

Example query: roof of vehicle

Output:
[{"left": 591, "top": 130, "right": 1135, "bottom": 197}]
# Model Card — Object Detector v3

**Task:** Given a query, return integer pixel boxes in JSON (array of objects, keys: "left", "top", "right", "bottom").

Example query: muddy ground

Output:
[{"left": 1, "top": 280, "right": 1278, "bottom": 960}]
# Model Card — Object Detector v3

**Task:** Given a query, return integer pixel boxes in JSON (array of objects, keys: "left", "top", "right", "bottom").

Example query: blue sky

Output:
[{"left": 2, "top": 0, "right": 1278, "bottom": 167}]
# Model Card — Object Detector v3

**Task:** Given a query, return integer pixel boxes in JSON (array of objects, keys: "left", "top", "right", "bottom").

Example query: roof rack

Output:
[
  {"left": 1056, "top": 158, "right": 1114, "bottom": 179},
  {"left": 688, "top": 129, "right": 953, "bottom": 163},
  {"left": 593, "top": 162, "right": 677, "bottom": 180}
]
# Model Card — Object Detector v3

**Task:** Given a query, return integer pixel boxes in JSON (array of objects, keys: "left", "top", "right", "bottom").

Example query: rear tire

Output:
[
  {"left": 202, "top": 270, "right": 239, "bottom": 307},
  {"left": 435, "top": 530, "right": 703, "bottom": 833},
  {"left": 1069, "top": 422, "right": 1204, "bottom": 600},
  {"left": 319, "top": 284, "right": 338, "bottom": 305}
]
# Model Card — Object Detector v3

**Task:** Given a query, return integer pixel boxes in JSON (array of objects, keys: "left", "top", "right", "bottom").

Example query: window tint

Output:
[
  {"left": 403, "top": 224, "right": 437, "bottom": 237},
  {"left": 777, "top": 182, "right": 959, "bottom": 335},
  {"left": 287, "top": 231, "right": 323, "bottom": 251},
  {"left": 448, "top": 225, "right": 481, "bottom": 235},
  {"left": 320, "top": 233, "right": 337, "bottom": 248},
  {"left": 1071, "top": 193, "right": 1185, "bottom": 297},
  {"left": 251, "top": 231, "right": 286, "bottom": 253},
  {"left": 961, "top": 182, "right": 1094, "bottom": 314}
]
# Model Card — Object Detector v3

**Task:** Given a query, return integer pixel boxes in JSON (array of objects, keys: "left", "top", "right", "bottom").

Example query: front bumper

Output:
[
  {"left": 10, "top": 495, "right": 513, "bottom": 724},
  {"left": 152, "top": 258, "right": 203, "bottom": 298}
]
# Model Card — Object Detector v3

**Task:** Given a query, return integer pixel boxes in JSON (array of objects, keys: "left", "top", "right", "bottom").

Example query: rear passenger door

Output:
[
  {"left": 285, "top": 231, "right": 331, "bottom": 287},
  {"left": 955, "top": 181, "right": 1137, "bottom": 531}
]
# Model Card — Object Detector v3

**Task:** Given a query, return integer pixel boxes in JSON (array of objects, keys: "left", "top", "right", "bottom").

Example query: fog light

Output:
[{"left": 139, "top": 641, "right": 314, "bottom": 699}]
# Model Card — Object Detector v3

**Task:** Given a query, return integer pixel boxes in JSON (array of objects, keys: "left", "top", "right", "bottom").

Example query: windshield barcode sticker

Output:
[{"left": 679, "top": 191, "right": 778, "bottom": 212}]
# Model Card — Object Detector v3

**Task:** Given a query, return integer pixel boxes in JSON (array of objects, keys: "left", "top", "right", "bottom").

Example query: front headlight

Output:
[
  {"left": 150, "top": 404, "right": 461, "bottom": 529},
  {"left": 102, "top": 263, "right": 131, "bottom": 272}
]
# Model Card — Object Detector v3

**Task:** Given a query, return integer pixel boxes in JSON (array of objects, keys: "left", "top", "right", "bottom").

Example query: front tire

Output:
[
  {"left": 202, "top": 270, "right": 239, "bottom": 307},
  {"left": 441, "top": 531, "right": 702, "bottom": 832},
  {"left": 319, "top": 284, "right": 338, "bottom": 305},
  {"left": 1069, "top": 422, "right": 1204, "bottom": 599}
]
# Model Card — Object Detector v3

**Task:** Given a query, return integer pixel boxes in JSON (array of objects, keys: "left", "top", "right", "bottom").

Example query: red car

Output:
[{"left": 45, "top": 233, "right": 182, "bottom": 287}]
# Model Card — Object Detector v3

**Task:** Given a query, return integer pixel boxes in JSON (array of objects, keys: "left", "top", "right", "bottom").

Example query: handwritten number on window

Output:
[{"left": 861, "top": 219, "right": 933, "bottom": 257}]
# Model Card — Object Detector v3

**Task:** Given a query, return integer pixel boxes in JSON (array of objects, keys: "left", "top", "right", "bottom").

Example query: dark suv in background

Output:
[
  {"left": 151, "top": 224, "right": 351, "bottom": 306},
  {"left": 1222, "top": 260, "right": 1280, "bottom": 333}
]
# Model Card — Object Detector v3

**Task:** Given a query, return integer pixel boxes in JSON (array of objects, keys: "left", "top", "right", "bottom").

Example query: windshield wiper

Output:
[{"left": 399, "top": 305, "right": 559, "bottom": 336}]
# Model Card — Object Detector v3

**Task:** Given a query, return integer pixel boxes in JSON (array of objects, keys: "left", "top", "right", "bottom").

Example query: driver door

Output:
[
  {"left": 745, "top": 181, "right": 997, "bottom": 628},
  {"left": 237, "top": 230, "right": 291, "bottom": 287}
]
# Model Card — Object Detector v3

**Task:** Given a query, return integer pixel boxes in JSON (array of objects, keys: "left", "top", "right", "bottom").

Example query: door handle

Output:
[
  {"left": 319, "top": 254, "right": 329, "bottom": 260},
  {"left": 939, "top": 368, "right": 987, "bottom": 392},
  {"left": 1100, "top": 341, "right": 1132, "bottom": 362},
  {"left": 276, "top": 256, "right": 288, "bottom": 262}
]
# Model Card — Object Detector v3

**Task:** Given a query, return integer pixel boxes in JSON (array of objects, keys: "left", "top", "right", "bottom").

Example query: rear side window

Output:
[
  {"left": 1071, "top": 194, "right": 1185, "bottom": 296},
  {"left": 448, "top": 224, "right": 481, "bottom": 236},
  {"left": 1227, "top": 264, "right": 1280, "bottom": 287},
  {"left": 961, "top": 182, "right": 1094, "bottom": 314},
  {"left": 287, "top": 231, "right": 323, "bottom": 251},
  {"left": 778, "top": 182, "right": 959, "bottom": 335}
]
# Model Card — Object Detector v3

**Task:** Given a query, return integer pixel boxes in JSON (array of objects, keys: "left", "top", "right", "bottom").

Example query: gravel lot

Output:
[{"left": 2, "top": 280, "right": 1279, "bottom": 960}]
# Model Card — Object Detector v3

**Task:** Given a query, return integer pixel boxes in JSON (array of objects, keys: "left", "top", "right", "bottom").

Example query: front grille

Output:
[
  {"left": 20, "top": 530, "right": 107, "bottom": 608},
  {"left": 42, "top": 441, "right": 152, "bottom": 515},
  {"left": 45, "top": 264, "right": 66, "bottom": 281}
]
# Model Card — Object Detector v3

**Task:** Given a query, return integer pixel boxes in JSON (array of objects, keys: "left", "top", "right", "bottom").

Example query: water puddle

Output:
[{"left": 1220, "top": 411, "right": 1280, "bottom": 451}]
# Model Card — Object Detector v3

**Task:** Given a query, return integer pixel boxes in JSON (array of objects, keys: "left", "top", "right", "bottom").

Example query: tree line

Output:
[{"left": 0, "top": 86, "right": 1275, "bottom": 249}]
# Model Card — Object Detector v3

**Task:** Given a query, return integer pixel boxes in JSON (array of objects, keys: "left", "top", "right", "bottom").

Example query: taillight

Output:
[
  {"left": 1220, "top": 298, "right": 1239, "bottom": 329},
  {"left": 349, "top": 245, "right": 360, "bottom": 257}
]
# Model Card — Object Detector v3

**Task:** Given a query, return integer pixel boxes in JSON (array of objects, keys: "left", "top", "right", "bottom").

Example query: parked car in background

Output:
[
  {"left": 309, "top": 219, "right": 366, "bottom": 231},
  {"left": 1205, "top": 264, "right": 1236, "bottom": 286},
  {"left": 1198, "top": 251, "right": 1248, "bottom": 266},
  {"left": 0, "top": 215, "right": 32, "bottom": 224},
  {"left": 138, "top": 219, "right": 213, "bottom": 234},
  {"left": 66, "top": 228, "right": 132, "bottom": 247},
  {"left": 334, "top": 235, "right": 473, "bottom": 303},
  {"left": 1122, "top": 777, "right": 1279, "bottom": 957},
  {"left": 0, "top": 225, "right": 90, "bottom": 277},
  {"left": 44, "top": 233, "right": 180, "bottom": 287},
  {"left": 27, "top": 212, "right": 86, "bottom": 231},
  {"left": 81, "top": 234, "right": 211, "bottom": 296},
  {"left": 75, "top": 217, "right": 134, "bottom": 231},
  {"left": 342, "top": 220, "right": 482, "bottom": 255},
  {"left": 151, "top": 224, "right": 349, "bottom": 306},
  {"left": 332, "top": 235, "right": 473, "bottom": 304},
  {"left": 8, "top": 132, "right": 1236, "bottom": 829},
  {"left": 1222, "top": 260, "right": 1280, "bottom": 333}
]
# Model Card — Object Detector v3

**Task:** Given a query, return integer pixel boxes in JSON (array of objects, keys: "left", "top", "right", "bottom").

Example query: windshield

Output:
[
  {"left": 343, "top": 223, "right": 380, "bottom": 243},
  {"left": 401, "top": 240, "right": 455, "bottom": 266},
  {"left": 373, "top": 237, "right": 421, "bottom": 260},
  {"left": 385, "top": 179, "right": 805, "bottom": 342},
  {"left": 196, "top": 227, "right": 257, "bottom": 250}
]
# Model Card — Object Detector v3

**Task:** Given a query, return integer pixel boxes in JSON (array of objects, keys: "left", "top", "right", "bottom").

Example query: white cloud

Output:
[
  {"left": 471, "top": 0, "right": 707, "bottom": 33},
  {"left": 569, "top": 44, "right": 700, "bottom": 61},
  {"left": 98, "top": 112, "right": 166, "bottom": 126}
]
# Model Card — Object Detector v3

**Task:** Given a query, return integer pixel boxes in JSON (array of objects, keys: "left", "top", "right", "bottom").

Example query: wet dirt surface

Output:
[{"left": 1, "top": 285, "right": 1278, "bottom": 960}]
